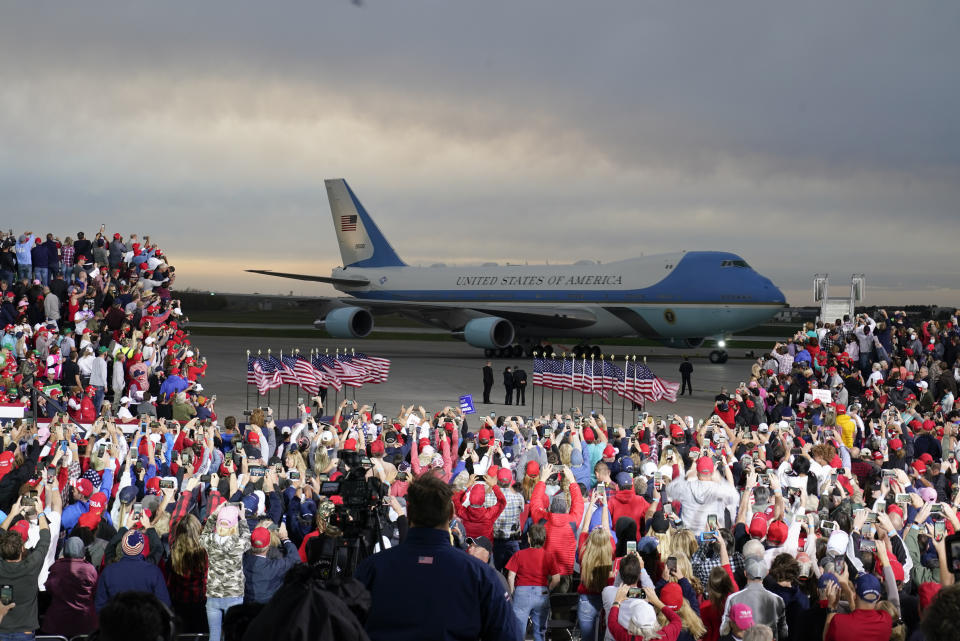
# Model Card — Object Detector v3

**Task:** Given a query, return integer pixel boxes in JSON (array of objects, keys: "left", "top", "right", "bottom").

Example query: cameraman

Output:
[{"left": 354, "top": 473, "right": 521, "bottom": 641}]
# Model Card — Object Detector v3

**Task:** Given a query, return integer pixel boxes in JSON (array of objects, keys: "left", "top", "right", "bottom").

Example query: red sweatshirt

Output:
[
  {"left": 453, "top": 484, "right": 507, "bottom": 541},
  {"left": 529, "top": 481, "right": 584, "bottom": 576},
  {"left": 609, "top": 488, "right": 651, "bottom": 535}
]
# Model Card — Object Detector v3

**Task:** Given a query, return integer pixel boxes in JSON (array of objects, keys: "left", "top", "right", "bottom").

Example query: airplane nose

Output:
[{"left": 761, "top": 277, "right": 786, "bottom": 305}]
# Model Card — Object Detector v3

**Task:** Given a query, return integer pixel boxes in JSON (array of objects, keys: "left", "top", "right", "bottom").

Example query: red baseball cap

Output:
[
  {"left": 525, "top": 460, "right": 540, "bottom": 477},
  {"left": 247, "top": 431, "right": 260, "bottom": 444},
  {"left": 749, "top": 513, "right": 768, "bottom": 538},
  {"left": 89, "top": 491, "right": 107, "bottom": 512},
  {"left": 602, "top": 444, "right": 616, "bottom": 458},
  {"left": 669, "top": 424, "right": 684, "bottom": 438},
  {"left": 660, "top": 582, "right": 683, "bottom": 610},
  {"left": 369, "top": 440, "right": 385, "bottom": 456},
  {"left": 912, "top": 460, "right": 927, "bottom": 475},
  {"left": 75, "top": 478, "right": 94, "bottom": 497},
  {"left": 251, "top": 526, "right": 272, "bottom": 549},
  {"left": 469, "top": 485, "right": 486, "bottom": 506},
  {"left": 696, "top": 456, "right": 715, "bottom": 475},
  {"left": 638, "top": 443, "right": 650, "bottom": 456},
  {"left": 10, "top": 520, "right": 29, "bottom": 542},
  {"left": 342, "top": 438, "right": 357, "bottom": 451},
  {"left": 497, "top": 468, "right": 513, "bottom": 484},
  {"left": 766, "top": 520, "right": 788, "bottom": 545},
  {"left": 583, "top": 427, "right": 595, "bottom": 442},
  {"left": 889, "top": 438, "right": 903, "bottom": 451}
]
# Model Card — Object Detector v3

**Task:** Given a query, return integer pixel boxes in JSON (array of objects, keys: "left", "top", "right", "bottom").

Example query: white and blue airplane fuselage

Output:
[{"left": 249, "top": 179, "right": 786, "bottom": 356}]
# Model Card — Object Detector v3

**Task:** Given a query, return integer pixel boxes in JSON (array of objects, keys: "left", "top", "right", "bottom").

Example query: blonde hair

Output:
[
  {"left": 657, "top": 599, "right": 706, "bottom": 639},
  {"left": 668, "top": 530, "right": 698, "bottom": 561},
  {"left": 559, "top": 443, "right": 573, "bottom": 466},
  {"left": 285, "top": 449, "right": 307, "bottom": 477},
  {"left": 313, "top": 447, "right": 330, "bottom": 476},
  {"left": 876, "top": 600, "right": 904, "bottom": 641},
  {"left": 580, "top": 528, "right": 613, "bottom": 592},
  {"left": 452, "top": 471, "right": 470, "bottom": 493}
]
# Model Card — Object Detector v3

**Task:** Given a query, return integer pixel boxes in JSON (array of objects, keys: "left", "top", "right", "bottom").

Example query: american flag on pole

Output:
[
  {"left": 278, "top": 354, "right": 299, "bottom": 386},
  {"left": 533, "top": 356, "right": 565, "bottom": 390},
  {"left": 251, "top": 356, "right": 282, "bottom": 395},
  {"left": 341, "top": 215, "right": 357, "bottom": 231},
  {"left": 624, "top": 360, "right": 679, "bottom": 403},
  {"left": 313, "top": 354, "right": 343, "bottom": 391},
  {"left": 353, "top": 352, "right": 390, "bottom": 383},
  {"left": 614, "top": 360, "right": 645, "bottom": 406},
  {"left": 293, "top": 354, "right": 322, "bottom": 394},
  {"left": 335, "top": 354, "right": 364, "bottom": 388}
]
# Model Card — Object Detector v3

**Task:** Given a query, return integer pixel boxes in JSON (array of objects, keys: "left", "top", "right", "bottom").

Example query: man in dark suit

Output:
[
  {"left": 503, "top": 366, "right": 513, "bottom": 405},
  {"left": 482, "top": 361, "right": 494, "bottom": 404},
  {"left": 679, "top": 356, "right": 694, "bottom": 396},
  {"left": 512, "top": 366, "right": 527, "bottom": 405}
]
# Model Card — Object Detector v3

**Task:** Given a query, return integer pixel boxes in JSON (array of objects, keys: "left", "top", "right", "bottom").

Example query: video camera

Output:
[{"left": 308, "top": 453, "right": 387, "bottom": 581}]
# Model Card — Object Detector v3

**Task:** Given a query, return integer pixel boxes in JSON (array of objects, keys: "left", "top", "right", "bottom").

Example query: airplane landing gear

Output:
[{"left": 709, "top": 350, "right": 729, "bottom": 364}]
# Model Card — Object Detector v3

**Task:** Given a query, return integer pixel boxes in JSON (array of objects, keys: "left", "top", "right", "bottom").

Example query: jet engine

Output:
[
  {"left": 658, "top": 337, "right": 705, "bottom": 349},
  {"left": 463, "top": 317, "right": 515, "bottom": 350},
  {"left": 314, "top": 307, "right": 374, "bottom": 338}
]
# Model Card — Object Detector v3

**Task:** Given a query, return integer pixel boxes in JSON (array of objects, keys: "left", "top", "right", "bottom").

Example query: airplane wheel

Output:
[
  {"left": 542, "top": 344, "right": 554, "bottom": 356},
  {"left": 484, "top": 348, "right": 495, "bottom": 358},
  {"left": 709, "top": 350, "right": 727, "bottom": 364},
  {"left": 591, "top": 345, "right": 602, "bottom": 358},
  {"left": 511, "top": 344, "right": 524, "bottom": 358},
  {"left": 524, "top": 345, "right": 536, "bottom": 358}
]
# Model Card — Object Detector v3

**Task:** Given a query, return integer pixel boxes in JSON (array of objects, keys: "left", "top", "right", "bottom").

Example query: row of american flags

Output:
[
  {"left": 532, "top": 356, "right": 679, "bottom": 404},
  {"left": 246, "top": 351, "right": 390, "bottom": 396}
]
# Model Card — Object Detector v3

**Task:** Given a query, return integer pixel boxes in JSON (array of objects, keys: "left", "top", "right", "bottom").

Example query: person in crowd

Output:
[
  {"left": 0, "top": 511, "right": 51, "bottom": 638},
  {"left": 242, "top": 522, "right": 300, "bottom": 604},
  {"left": 354, "top": 473, "right": 521, "bottom": 641},
  {"left": 41, "top": 536, "right": 99, "bottom": 637},
  {"left": 200, "top": 503, "right": 250, "bottom": 641}
]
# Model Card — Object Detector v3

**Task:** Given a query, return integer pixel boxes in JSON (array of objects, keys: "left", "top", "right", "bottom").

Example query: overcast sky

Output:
[{"left": 1, "top": 1, "right": 957, "bottom": 306}]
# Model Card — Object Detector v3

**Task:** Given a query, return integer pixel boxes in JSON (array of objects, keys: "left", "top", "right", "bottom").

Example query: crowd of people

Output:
[{"left": 0, "top": 226, "right": 958, "bottom": 641}]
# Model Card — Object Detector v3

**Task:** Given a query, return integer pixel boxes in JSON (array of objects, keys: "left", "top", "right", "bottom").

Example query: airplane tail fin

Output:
[{"left": 324, "top": 179, "right": 407, "bottom": 269}]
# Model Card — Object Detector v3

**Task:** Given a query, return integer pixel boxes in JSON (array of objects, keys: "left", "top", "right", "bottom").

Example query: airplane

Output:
[{"left": 248, "top": 179, "right": 787, "bottom": 363}]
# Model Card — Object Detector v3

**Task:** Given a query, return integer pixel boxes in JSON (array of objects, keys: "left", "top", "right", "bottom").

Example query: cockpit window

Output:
[{"left": 721, "top": 260, "right": 751, "bottom": 268}]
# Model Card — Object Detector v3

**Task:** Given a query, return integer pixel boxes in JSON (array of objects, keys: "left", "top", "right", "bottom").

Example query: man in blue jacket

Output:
[
  {"left": 95, "top": 529, "right": 171, "bottom": 611},
  {"left": 29, "top": 238, "right": 49, "bottom": 287},
  {"left": 243, "top": 523, "right": 301, "bottom": 604},
  {"left": 354, "top": 473, "right": 521, "bottom": 641}
]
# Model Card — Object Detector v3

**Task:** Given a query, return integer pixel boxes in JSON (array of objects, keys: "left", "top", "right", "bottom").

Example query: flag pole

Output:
[
  {"left": 245, "top": 350, "right": 251, "bottom": 411},
  {"left": 550, "top": 354, "right": 556, "bottom": 415},
  {"left": 589, "top": 354, "right": 595, "bottom": 415},
  {"left": 531, "top": 351, "right": 537, "bottom": 418},
  {"left": 580, "top": 355, "right": 585, "bottom": 412},
  {"left": 558, "top": 353, "right": 565, "bottom": 415},
  {"left": 620, "top": 354, "right": 630, "bottom": 428},
  {"left": 266, "top": 349, "right": 273, "bottom": 410},
  {"left": 600, "top": 354, "right": 606, "bottom": 421}
]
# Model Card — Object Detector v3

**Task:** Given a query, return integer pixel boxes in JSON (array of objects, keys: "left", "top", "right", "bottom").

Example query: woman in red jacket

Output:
[
  {"left": 607, "top": 583, "right": 683, "bottom": 641},
  {"left": 41, "top": 537, "right": 99, "bottom": 637}
]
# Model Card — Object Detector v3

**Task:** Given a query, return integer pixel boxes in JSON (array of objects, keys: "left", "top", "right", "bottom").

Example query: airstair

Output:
[{"left": 813, "top": 274, "right": 865, "bottom": 323}]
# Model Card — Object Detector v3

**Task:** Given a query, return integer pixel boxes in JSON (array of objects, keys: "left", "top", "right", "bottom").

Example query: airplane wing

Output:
[
  {"left": 321, "top": 298, "right": 597, "bottom": 330},
  {"left": 245, "top": 269, "right": 370, "bottom": 288}
]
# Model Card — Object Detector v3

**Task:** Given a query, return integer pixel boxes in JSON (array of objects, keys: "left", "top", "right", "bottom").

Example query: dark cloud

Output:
[{"left": 0, "top": 1, "right": 957, "bottom": 305}]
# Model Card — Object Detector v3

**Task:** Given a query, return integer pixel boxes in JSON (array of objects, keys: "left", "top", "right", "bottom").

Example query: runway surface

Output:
[{"left": 188, "top": 336, "right": 764, "bottom": 425}]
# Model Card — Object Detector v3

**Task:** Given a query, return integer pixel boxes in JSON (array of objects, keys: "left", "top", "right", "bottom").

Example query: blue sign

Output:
[{"left": 458, "top": 394, "right": 476, "bottom": 414}]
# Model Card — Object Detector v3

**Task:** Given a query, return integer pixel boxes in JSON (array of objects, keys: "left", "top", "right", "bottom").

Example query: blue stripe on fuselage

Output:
[{"left": 348, "top": 252, "right": 786, "bottom": 305}]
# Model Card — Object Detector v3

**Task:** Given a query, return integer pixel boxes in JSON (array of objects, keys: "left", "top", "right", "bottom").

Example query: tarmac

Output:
[{"left": 187, "top": 335, "right": 769, "bottom": 425}]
